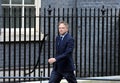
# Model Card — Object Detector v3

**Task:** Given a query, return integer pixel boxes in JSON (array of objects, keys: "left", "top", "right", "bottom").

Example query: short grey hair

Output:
[{"left": 58, "top": 21, "right": 69, "bottom": 29}]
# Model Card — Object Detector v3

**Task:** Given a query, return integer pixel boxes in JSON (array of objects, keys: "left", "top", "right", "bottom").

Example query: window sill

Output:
[{"left": 0, "top": 29, "right": 45, "bottom": 42}]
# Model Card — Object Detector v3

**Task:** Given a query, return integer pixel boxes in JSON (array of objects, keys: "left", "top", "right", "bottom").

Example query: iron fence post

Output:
[
  {"left": 40, "top": 71, "right": 43, "bottom": 83},
  {"left": 101, "top": 5, "right": 105, "bottom": 15},
  {"left": 101, "top": 5, "right": 106, "bottom": 76},
  {"left": 118, "top": 9, "right": 120, "bottom": 75},
  {"left": 47, "top": 5, "right": 52, "bottom": 77}
]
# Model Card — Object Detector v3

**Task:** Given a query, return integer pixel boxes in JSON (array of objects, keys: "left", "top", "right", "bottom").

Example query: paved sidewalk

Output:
[
  {"left": 22, "top": 80, "right": 120, "bottom": 83},
  {"left": 22, "top": 76, "right": 120, "bottom": 83}
]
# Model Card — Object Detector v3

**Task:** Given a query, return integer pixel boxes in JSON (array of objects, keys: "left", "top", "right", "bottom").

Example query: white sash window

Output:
[{"left": 1, "top": 0, "right": 42, "bottom": 41}]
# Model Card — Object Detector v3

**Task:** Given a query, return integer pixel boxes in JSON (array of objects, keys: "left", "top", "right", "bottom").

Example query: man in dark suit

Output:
[{"left": 48, "top": 21, "right": 77, "bottom": 83}]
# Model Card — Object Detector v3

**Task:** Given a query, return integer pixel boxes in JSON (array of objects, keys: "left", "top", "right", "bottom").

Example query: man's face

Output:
[{"left": 58, "top": 23, "right": 68, "bottom": 35}]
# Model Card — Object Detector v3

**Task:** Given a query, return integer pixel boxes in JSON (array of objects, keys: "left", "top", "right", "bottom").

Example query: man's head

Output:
[{"left": 58, "top": 21, "right": 69, "bottom": 35}]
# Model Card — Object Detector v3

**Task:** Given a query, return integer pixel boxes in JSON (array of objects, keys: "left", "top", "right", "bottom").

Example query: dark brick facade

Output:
[
  {"left": 41, "top": 0, "right": 120, "bottom": 76},
  {"left": 0, "top": 0, "right": 120, "bottom": 77},
  {"left": 41, "top": 0, "right": 120, "bottom": 8}
]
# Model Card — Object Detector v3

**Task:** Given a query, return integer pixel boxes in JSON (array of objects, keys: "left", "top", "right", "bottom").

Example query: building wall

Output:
[
  {"left": 0, "top": 0, "right": 2, "bottom": 29},
  {"left": 41, "top": 0, "right": 120, "bottom": 8},
  {"left": 0, "top": 0, "right": 119, "bottom": 77},
  {"left": 41, "top": 0, "right": 120, "bottom": 77},
  {"left": 41, "top": 0, "right": 75, "bottom": 8}
]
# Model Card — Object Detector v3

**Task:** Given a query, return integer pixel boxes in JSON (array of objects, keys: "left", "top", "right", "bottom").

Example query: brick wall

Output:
[
  {"left": 0, "top": 0, "right": 119, "bottom": 77},
  {"left": 41, "top": 0, "right": 120, "bottom": 8},
  {"left": 41, "top": 0, "right": 120, "bottom": 77}
]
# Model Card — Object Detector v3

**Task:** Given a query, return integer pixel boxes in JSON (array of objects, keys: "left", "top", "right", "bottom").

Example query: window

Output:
[{"left": 1, "top": 0, "right": 42, "bottom": 41}]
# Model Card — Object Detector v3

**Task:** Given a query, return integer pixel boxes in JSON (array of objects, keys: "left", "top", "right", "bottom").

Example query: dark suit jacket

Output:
[{"left": 54, "top": 33, "right": 75, "bottom": 73}]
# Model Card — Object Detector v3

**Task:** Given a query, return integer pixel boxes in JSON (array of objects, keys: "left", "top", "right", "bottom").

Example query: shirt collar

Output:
[{"left": 60, "top": 32, "right": 68, "bottom": 39}]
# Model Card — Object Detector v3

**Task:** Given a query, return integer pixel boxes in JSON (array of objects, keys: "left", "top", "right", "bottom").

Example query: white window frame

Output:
[{"left": 1, "top": 0, "right": 44, "bottom": 41}]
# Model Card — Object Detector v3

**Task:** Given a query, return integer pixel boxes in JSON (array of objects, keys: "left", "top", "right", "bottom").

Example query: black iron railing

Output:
[{"left": 0, "top": 5, "right": 120, "bottom": 82}]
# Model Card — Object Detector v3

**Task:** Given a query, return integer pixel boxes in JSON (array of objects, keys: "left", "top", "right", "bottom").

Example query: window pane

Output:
[
  {"left": 2, "top": 7, "right": 10, "bottom": 28},
  {"left": 12, "top": 0, "right": 22, "bottom": 4},
  {"left": 24, "top": 0, "right": 34, "bottom": 4},
  {"left": 11, "top": 7, "right": 22, "bottom": 28},
  {"left": 2, "top": 0, "right": 9, "bottom": 4},
  {"left": 2, "top": 7, "right": 22, "bottom": 28},
  {"left": 24, "top": 7, "right": 35, "bottom": 28}
]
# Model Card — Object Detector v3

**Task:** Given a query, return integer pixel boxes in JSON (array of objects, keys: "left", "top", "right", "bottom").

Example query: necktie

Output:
[
  {"left": 59, "top": 37, "right": 63, "bottom": 46},
  {"left": 60, "top": 37, "right": 63, "bottom": 40}
]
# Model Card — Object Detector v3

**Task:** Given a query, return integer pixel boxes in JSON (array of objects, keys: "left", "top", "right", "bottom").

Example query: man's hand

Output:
[{"left": 48, "top": 58, "right": 56, "bottom": 64}]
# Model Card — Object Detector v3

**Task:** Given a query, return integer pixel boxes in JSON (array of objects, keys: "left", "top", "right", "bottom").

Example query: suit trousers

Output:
[{"left": 49, "top": 70, "right": 77, "bottom": 83}]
